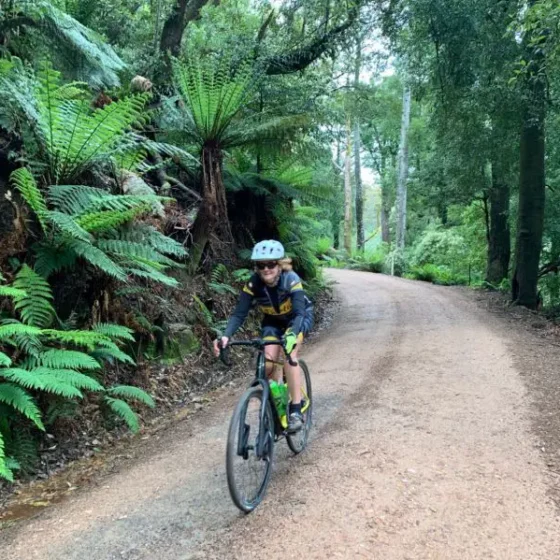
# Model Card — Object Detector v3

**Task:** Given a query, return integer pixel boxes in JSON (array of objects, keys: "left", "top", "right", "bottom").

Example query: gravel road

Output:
[{"left": 2, "top": 269, "right": 560, "bottom": 559}]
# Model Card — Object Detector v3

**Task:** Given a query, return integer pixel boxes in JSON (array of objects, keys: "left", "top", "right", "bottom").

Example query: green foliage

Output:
[
  {"left": 405, "top": 264, "right": 468, "bottom": 286},
  {"left": 0, "top": 270, "right": 154, "bottom": 480},
  {"left": 12, "top": 169, "right": 186, "bottom": 286},
  {"left": 103, "top": 397, "right": 139, "bottom": 432},
  {"left": 1, "top": 1, "right": 127, "bottom": 87}
]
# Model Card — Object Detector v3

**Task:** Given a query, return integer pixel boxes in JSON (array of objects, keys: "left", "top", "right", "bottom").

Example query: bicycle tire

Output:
[
  {"left": 286, "top": 359, "right": 312, "bottom": 454},
  {"left": 226, "top": 386, "right": 275, "bottom": 512}
]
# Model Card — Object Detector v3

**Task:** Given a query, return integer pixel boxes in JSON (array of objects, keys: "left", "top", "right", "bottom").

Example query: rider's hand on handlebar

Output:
[
  {"left": 283, "top": 330, "right": 298, "bottom": 355},
  {"left": 213, "top": 336, "right": 229, "bottom": 357}
]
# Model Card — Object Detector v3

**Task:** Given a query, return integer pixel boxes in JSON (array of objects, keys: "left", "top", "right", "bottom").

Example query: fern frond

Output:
[
  {"left": 96, "top": 240, "right": 179, "bottom": 268},
  {"left": 46, "top": 211, "right": 93, "bottom": 242},
  {"left": 118, "top": 224, "right": 187, "bottom": 257},
  {"left": 92, "top": 323, "right": 135, "bottom": 342},
  {"left": 76, "top": 205, "right": 151, "bottom": 233},
  {"left": 48, "top": 184, "right": 107, "bottom": 215},
  {"left": 92, "top": 339, "right": 135, "bottom": 365},
  {"left": 41, "top": 328, "right": 111, "bottom": 349},
  {"left": 10, "top": 168, "right": 48, "bottom": 232},
  {"left": 126, "top": 268, "right": 179, "bottom": 287},
  {"left": 37, "top": 349, "right": 100, "bottom": 370},
  {"left": 0, "top": 368, "right": 83, "bottom": 399},
  {"left": 173, "top": 56, "right": 259, "bottom": 143},
  {"left": 0, "top": 286, "right": 27, "bottom": 299},
  {"left": 104, "top": 396, "right": 139, "bottom": 432},
  {"left": 34, "top": 241, "right": 78, "bottom": 278},
  {"left": 0, "top": 352, "right": 12, "bottom": 367},
  {"left": 0, "top": 383, "right": 44, "bottom": 430},
  {"left": 12, "top": 265, "right": 55, "bottom": 327},
  {"left": 0, "top": 323, "right": 42, "bottom": 341},
  {"left": 33, "top": 368, "right": 103, "bottom": 392},
  {"left": 64, "top": 238, "right": 127, "bottom": 281},
  {"left": 0, "top": 431, "right": 14, "bottom": 482},
  {"left": 107, "top": 385, "right": 155, "bottom": 408}
]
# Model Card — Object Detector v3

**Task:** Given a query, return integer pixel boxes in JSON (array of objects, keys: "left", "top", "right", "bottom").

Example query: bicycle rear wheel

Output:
[
  {"left": 286, "top": 359, "right": 312, "bottom": 454},
  {"left": 226, "top": 386, "right": 275, "bottom": 512}
]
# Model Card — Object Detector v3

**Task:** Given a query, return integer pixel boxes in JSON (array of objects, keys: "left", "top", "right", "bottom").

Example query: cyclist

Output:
[{"left": 213, "top": 240, "right": 313, "bottom": 433}]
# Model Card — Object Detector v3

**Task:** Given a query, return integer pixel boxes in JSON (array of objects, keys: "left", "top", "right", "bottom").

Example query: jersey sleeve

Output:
[
  {"left": 223, "top": 274, "right": 258, "bottom": 338},
  {"left": 286, "top": 271, "right": 304, "bottom": 293}
]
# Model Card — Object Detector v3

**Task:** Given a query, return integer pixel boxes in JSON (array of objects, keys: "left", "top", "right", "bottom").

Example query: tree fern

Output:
[
  {"left": 104, "top": 396, "right": 139, "bottom": 432},
  {"left": 107, "top": 386, "right": 155, "bottom": 408},
  {"left": 0, "top": 431, "right": 14, "bottom": 482},
  {"left": 173, "top": 56, "right": 259, "bottom": 143}
]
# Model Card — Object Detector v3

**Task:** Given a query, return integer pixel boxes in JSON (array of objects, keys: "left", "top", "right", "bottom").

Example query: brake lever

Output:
[{"left": 281, "top": 337, "right": 298, "bottom": 367}]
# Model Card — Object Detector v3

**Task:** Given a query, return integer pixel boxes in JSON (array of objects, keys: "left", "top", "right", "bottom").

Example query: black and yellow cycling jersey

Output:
[{"left": 223, "top": 270, "right": 313, "bottom": 338}]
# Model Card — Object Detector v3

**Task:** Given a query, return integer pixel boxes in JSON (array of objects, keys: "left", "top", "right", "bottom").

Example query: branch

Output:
[
  {"left": 166, "top": 175, "right": 202, "bottom": 201},
  {"left": 264, "top": 8, "right": 357, "bottom": 75}
]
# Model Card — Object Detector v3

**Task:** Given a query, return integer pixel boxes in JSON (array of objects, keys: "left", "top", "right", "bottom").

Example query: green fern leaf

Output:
[
  {"left": 0, "top": 383, "right": 44, "bottom": 430},
  {"left": 10, "top": 168, "right": 48, "bottom": 232},
  {"left": 0, "top": 352, "right": 12, "bottom": 367},
  {"left": 0, "top": 323, "right": 42, "bottom": 341},
  {"left": 33, "top": 368, "right": 103, "bottom": 392},
  {"left": 104, "top": 396, "right": 139, "bottom": 432},
  {"left": 0, "top": 431, "right": 14, "bottom": 482},
  {"left": 0, "top": 368, "right": 83, "bottom": 399},
  {"left": 41, "top": 329, "right": 108, "bottom": 349},
  {"left": 77, "top": 205, "right": 150, "bottom": 233},
  {"left": 46, "top": 211, "right": 93, "bottom": 242},
  {"left": 64, "top": 238, "right": 127, "bottom": 281},
  {"left": 96, "top": 240, "right": 179, "bottom": 268},
  {"left": 12, "top": 266, "right": 55, "bottom": 327},
  {"left": 48, "top": 185, "right": 107, "bottom": 215},
  {"left": 126, "top": 267, "right": 179, "bottom": 287},
  {"left": 0, "top": 286, "right": 27, "bottom": 299},
  {"left": 92, "top": 340, "right": 135, "bottom": 365},
  {"left": 119, "top": 224, "right": 187, "bottom": 258},
  {"left": 108, "top": 385, "right": 155, "bottom": 408},
  {"left": 92, "top": 323, "right": 135, "bottom": 342},
  {"left": 34, "top": 241, "right": 79, "bottom": 278},
  {"left": 38, "top": 349, "right": 100, "bottom": 370}
]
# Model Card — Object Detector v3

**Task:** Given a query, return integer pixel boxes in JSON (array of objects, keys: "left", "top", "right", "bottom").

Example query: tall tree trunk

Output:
[
  {"left": 512, "top": 9, "right": 546, "bottom": 309},
  {"left": 189, "top": 143, "right": 232, "bottom": 271},
  {"left": 381, "top": 182, "right": 391, "bottom": 244},
  {"left": 344, "top": 118, "right": 353, "bottom": 254},
  {"left": 353, "top": 37, "right": 364, "bottom": 252},
  {"left": 396, "top": 85, "right": 412, "bottom": 250},
  {"left": 486, "top": 160, "right": 511, "bottom": 285}
]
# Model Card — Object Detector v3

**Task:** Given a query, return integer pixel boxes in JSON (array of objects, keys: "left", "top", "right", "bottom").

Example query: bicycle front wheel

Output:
[
  {"left": 226, "top": 386, "right": 275, "bottom": 513},
  {"left": 286, "top": 359, "right": 313, "bottom": 454}
]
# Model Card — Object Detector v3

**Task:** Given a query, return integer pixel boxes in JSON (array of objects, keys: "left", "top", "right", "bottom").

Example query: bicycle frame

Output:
[{"left": 221, "top": 339, "right": 296, "bottom": 458}]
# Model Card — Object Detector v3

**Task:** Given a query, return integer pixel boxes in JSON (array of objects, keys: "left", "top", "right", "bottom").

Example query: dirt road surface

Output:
[{"left": 2, "top": 269, "right": 560, "bottom": 559}]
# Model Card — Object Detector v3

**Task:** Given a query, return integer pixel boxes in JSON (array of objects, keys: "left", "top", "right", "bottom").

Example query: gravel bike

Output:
[{"left": 220, "top": 338, "right": 312, "bottom": 513}]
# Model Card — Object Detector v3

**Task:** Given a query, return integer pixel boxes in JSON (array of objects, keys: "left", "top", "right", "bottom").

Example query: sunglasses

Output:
[{"left": 256, "top": 261, "right": 278, "bottom": 270}]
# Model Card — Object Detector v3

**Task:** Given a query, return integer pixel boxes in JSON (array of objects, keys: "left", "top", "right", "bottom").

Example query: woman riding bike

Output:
[{"left": 213, "top": 240, "right": 313, "bottom": 433}]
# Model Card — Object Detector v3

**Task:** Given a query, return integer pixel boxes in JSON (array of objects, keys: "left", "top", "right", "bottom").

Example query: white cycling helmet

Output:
[{"left": 251, "top": 240, "right": 285, "bottom": 261}]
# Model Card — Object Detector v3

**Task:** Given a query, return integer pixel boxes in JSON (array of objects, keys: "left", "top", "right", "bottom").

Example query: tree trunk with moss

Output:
[
  {"left": 344, "top": 119, "right": 353, "bottom": 254},
  {"left": 486, "top": 160, "right": 511, "bottom": 285},
  {"left": 512, "top": 6, "right": 546, "bottom": 309},
  {"left": 189, "top": 143, "right": 233, "bottom": 272}
]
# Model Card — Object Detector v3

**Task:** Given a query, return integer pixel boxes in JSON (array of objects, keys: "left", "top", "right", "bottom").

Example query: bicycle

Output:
[{"left": 219, "top": 338, "right": 312, "bottom": 513}]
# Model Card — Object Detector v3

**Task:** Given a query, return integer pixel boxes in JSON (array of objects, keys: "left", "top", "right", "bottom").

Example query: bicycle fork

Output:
[{"left": 237, "top": 380, "right": 273, "bottom": 460}]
